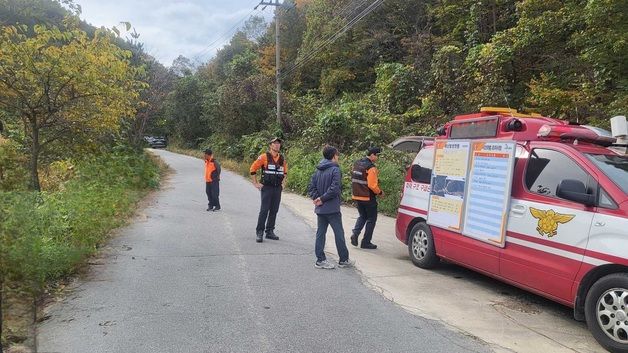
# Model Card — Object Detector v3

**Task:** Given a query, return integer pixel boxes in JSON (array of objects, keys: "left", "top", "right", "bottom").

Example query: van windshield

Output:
[{"left": 586, "top": 153, "right": 628, "bottom": 195}]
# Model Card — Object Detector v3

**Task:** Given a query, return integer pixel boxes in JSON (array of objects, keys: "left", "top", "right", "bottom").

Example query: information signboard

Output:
[
  {"left": 462, "top": 141, "right": 516, "bottom": 247},
  {"left": 426, "top": 140, "right": 471, "bottom": 232}
]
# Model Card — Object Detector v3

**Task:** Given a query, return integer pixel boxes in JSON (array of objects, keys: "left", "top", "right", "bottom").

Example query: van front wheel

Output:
[
  {"left": 408, "top": 222, "right": 439, "bottom": 269},
  {"left": 584, "top": 273, "right": 628, "bottom": 353}
]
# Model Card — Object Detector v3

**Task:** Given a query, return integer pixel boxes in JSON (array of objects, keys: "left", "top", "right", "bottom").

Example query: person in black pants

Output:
[
  {"left": 250, "top": 138, "right": 287, "bottom": 243},
  {"left": 204, "top": 148, "right": 221, "bottom": 211},
  {"left": 350, "top": 146, "right": 384, "bottom": 249}
]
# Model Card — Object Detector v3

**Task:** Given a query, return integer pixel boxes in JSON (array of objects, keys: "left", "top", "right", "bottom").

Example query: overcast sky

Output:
[{"left": 76, "top": 0, "right": 273, "bottom": 66}]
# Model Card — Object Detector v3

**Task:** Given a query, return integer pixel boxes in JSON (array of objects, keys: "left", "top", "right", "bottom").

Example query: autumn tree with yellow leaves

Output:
[{"left": 0, "top": 24, "right": 144, "bottom": 190}]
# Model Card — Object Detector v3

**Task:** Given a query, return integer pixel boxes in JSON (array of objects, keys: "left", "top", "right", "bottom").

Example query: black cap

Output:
[
  {"left": 269, "top": 137, "right": 283, "bottom": 144},
  {"left": 367, "top": 146, "right": 382, "bottom": 156},
  {"left": 204, "top": 148, "right": 213, "bottom": 155}
]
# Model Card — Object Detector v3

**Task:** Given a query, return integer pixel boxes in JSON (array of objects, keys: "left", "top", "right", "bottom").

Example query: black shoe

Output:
[
  {"left": 212, "top": 207, "right": 221, "bottom": 212},
  {"left": 206, "top": 207, "right": 213, "bottom": 211},
  {"left": 265, "top": 231, "right": 279, "bottom": 240},
  {"left": 256, "top": 231, "right": 263, "bottom": 243},
  {"left": 350, "top": 234, "right": 358, "bottom": 247},
  {"left": 360, "top": 243, "right": 377, "bottom": 249}
]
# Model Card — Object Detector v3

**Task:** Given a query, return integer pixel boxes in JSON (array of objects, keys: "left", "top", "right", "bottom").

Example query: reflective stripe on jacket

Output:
[
  {"left": 351, "top": 158, "right": 381, "bottom": 201},
  {"left": 249, "top": 152, "right": 288, "bottom": 186}
]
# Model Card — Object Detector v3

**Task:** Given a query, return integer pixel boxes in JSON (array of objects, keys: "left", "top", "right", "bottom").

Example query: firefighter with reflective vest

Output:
[
  {"left": 204, "top": 148, "right": 221, "bottom": 212},
  {"left": 250, "top": 137, "right": 288, "bottom": 243},
  {"left": 350, "top": 146, "right": 384, "bottom": 249}
]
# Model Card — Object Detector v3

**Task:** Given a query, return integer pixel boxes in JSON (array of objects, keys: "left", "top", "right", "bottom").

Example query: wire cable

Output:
[
  {"left": 281, "top": 0, "right": 385, "bottom": 80},
  {"left": 298, "top": 0, "right": 371, "bottom": 56},
  {"left": 282, "top": 0, "right": 384, "bottom": 78},
  {"left": 190, "top": 6, "right": 261, "bottom": 64}
]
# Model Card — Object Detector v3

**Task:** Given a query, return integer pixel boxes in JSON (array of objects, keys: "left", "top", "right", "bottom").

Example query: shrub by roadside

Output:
[
  {"left": 286, "top": 146, "right": 409, "bottom": 216},
  {"left": 0, "top": 148, "right": 162, "bottom": 350},
  {"left": 168, "top": 144, "right": 410, "bottom": 217}
]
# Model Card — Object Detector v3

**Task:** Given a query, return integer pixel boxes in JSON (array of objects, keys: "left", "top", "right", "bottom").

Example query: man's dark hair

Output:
[
  {"left": 322, "top": 145, "right": 338, "bottom": 160},
  {"left": 204, "top": 148, "right": 213, "bottom": 155},
  {"left": 367, "top": 146, "right": 382, "bottom": 156}
]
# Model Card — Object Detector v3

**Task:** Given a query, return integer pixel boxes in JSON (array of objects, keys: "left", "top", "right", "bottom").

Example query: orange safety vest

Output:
[{"left": 205, "top": 158, "right": 217, "bottom": 182}]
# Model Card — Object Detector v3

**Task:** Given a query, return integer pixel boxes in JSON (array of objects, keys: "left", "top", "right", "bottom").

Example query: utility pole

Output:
[{"left": 255, "top": 0, "right": 283, "bottom": 127}]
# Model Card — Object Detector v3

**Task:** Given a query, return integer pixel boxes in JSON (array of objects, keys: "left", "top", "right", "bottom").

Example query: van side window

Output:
[
  {"left": 525, "top": 149, "right": 591, "bottom": 198},
  {"left": 411, "top": 148, "right": 434, "bottom": 184}
]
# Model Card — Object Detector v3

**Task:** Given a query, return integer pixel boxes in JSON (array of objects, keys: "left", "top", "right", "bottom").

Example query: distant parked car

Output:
[{"left": 144, "top": 135, "right": 167, "bottom": 148}]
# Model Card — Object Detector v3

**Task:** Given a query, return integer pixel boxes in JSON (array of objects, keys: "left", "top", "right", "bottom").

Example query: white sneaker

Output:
[
  {"left": 314, "top": 259, "right": 335, "bottom": 269},
  {"left": 338, "top": 259, "right": 355, "bottom": 268}
]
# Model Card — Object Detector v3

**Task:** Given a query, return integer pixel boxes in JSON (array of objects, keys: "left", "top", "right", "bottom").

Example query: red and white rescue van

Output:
[{"left": 395, "top": 107, "right": 628, "bottom": 352}]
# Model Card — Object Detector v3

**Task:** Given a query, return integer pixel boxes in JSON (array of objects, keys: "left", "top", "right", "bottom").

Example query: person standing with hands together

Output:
[
  {"left": 308, "top": 146, "right": 353, "bottom": 269},
  {"left": 250, "top": 138, "right": 287, "bottom": 243}
]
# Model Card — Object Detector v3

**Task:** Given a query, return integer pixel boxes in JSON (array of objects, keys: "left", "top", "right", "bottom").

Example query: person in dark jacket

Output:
[
  {"left": 350, "top": 146, "right": 384, "bottom": 249},
  {"left": 204, "top": 148, "right": 221, "bottom": 211},
  {"left": 308, "top": 146, "right": 354, "bottom": 269}
]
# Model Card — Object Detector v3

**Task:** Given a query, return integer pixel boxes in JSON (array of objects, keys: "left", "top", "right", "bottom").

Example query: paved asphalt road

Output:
[{"left": 37, "top": 149, "right": 491, "bottom": 353}]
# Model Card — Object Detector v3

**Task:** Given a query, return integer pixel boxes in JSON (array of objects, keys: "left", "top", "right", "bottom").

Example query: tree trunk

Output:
[
  {"left": 0, "top": 277, "right": 4, "bottom": 353},
  {"left": 29, "top": 120, "right": 41, "bottom": 192},
  {"left": 136, "top": 112, "right": 149, "bottom": 147},
  {"left": 492, "top": 2, "right": 497, "bottom": 34}
]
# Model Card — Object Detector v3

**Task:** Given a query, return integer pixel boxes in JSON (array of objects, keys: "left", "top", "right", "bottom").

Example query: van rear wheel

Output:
[
  {"left": 408, "top": 222, "right": 439, "bottom": 269},
  {"left": 584, "top": 273, "right": 628, "bottom": 353}
]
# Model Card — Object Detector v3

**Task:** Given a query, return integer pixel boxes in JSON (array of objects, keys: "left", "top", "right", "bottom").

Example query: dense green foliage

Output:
[
  {"left": 0, "top": 147, "right": 159, "bottom": 291},
  {"left": 0, "top": 1, "right": 169, "bottom": 348},
  {"left": 284, "top": 147, "right": 408, "bottom": 215},
  {"left": 160, "top": 0, "right": 625, "bottom": 212},
  {"left": 161, "top": 0, "right": 626, "bottom": 150}
]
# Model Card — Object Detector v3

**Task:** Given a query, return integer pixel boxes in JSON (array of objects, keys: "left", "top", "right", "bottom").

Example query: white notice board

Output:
[
  {"left": 427, "top": 140, "right": 471, "bottom": 232},
  {"left": 462, "top": 141, "right": 516, "bottom": 247}
]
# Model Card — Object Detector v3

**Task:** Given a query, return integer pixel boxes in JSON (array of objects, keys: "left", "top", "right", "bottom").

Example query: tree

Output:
[
  {"left": 0, "top": 24, "right": 143, "bottom": 190},
  {"left": 0, "top": 0, "right": 68, "bottom": 28},
  {"left": 169, "top": 55, "right": 195, "bottom": 77},
  {"left": 128, "top": 57, "right": 176, "bottom": 145},
  {"left": 430, "top": 45, "right": 465, "bottom": 115},
  {"left": 163, "top": 75, "right": 208, "bottom": 147}
]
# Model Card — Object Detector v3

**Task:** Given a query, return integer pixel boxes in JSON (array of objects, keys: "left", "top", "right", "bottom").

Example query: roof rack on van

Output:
[
  {"left": 442, "top": 108, "right": 619, "bottom": 149},
  {"left": 479, "top": 106, "right": 543, "bottom": 118}
]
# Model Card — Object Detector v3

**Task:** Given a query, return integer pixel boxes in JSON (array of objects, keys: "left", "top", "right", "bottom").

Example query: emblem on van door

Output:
[{"left": 529, "top": 207, "right": 575, "bottom": 237}]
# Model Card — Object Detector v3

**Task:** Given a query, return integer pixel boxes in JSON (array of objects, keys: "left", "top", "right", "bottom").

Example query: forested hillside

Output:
[{"left": 157, "top": 0, "right": 626, "bottom": 156}]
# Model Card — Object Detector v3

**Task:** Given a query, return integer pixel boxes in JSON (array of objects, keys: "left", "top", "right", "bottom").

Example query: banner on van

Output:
[
  {"left": 427, "top": 141, "right": 471, "bottom": 231},
  {"left": 461, "top": 141, "right": 516, "bottom": 247}
]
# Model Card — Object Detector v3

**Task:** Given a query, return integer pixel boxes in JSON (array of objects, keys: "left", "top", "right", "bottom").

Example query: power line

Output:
[
  {"left": 282, "top": 0, "right": 384, "bottom": 79},
  {"left": 190, "top": 7, "right": 261, "bottom": 64},
  {"left": 298, "top": 0, "right": 371, "bottom": 55},
  {"left": 338, "top": 0, "right": 373, "bottom": 20},
  {"left": 281, "top": 0, "right": 385, "bottom": 80}
]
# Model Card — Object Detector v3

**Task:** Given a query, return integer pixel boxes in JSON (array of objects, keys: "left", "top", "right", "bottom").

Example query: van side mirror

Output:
[{"left": 556, "top": 179, "right": 595, "bottom": 206}]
